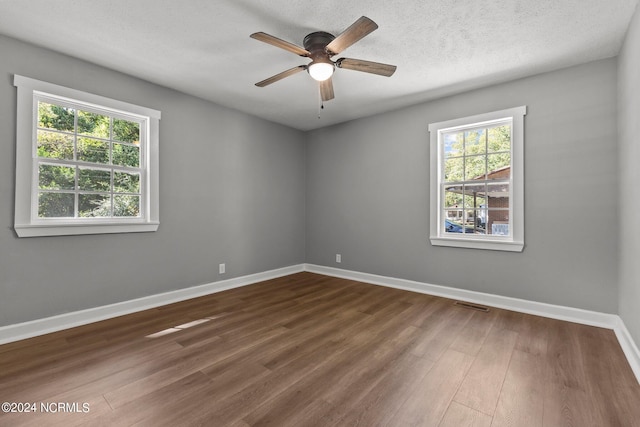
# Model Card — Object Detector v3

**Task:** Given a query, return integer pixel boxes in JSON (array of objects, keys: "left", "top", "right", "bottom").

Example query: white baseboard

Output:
[
  {"left": 0, "top": 264, "right": 304, "bottom": 345},
  {"left": 614, "top": 317, "right": 640, "bottom": 383},
  {"left": 303, "top": 263, "right": 640, "bottom": 384},
  {"left": 304, "top": 264, "right": 618, "bottom": 327},
  {"left": 2, "top": 262, "right": 638, "bottom": 385}
]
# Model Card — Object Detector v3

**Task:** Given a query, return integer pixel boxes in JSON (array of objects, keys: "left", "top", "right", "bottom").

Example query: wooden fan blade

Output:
[
  {"left": 325, "top": 16, "right": 378, "bottom": 55},
  {"left": 250, "top": 32, "right": 310, "bottom": 57},
  {"left": 336, "top": 58, "right": 397, "bottom": 77},
  {"left": 255, "top": 66, "right": 306, "bottom": 87},
  {"left": 320, "top": 78, "right": 335, "bottom": 101}
]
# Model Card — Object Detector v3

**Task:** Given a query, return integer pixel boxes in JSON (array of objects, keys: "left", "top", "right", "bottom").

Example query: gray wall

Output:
[
  {"left": 619, "top": 5, "right": 640, "bottom": 345},
  {"left": 0, "top": 35, "right": 306, "bottom": 327},
  {"left": 0, "top": 31, "right": 629, "bottom": 328},
  {"left": 306, "top": 58, "right": 619, "bottom": 313}
]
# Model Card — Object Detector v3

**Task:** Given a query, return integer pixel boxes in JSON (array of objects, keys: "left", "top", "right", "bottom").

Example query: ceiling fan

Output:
[{"left": 250, "top": 16, "right": 397, "bottom": 102}]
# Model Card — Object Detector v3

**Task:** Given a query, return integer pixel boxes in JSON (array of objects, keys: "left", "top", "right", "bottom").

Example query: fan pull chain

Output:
[{"left": 318, "top": 90, "right": 324, "bottom": 119}]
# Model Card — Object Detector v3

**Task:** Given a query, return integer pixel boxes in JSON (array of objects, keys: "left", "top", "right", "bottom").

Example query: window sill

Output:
[
  {"left": 430, "top": 236, "right": 524, "bottom": 252},
  {"left": 15, "top": 222, "right": 159, "bottom": 238}
]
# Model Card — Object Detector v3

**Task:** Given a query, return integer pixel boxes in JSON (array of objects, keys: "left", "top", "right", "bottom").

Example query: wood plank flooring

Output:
[{"left": 1, "top": 272, "right": 639, "bottom": 426}]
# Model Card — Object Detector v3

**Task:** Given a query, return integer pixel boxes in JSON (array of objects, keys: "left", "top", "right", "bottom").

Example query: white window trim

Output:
[
  {"left": 13, "top": 75, "right": 161, "bottom": 237},
  {"left": 429, "top": 106, "right": 526, "bottom": 252}
]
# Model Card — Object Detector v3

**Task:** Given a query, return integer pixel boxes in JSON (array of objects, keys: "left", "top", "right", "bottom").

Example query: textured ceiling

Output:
[{"left": 0, "top": 0, "right": 637, "bottom": 130}]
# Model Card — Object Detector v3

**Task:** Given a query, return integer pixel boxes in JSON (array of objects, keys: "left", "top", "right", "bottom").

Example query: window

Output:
[
  {"left": 13, "top": 75, "right": 161, "bottom": 237},
  {"left": 429, "top": 106, "right": 526, "bottom": 251}
]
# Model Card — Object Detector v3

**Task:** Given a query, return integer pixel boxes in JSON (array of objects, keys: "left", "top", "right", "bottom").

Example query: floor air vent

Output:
[{"left": 454, "top": 301, "right": 490, "bottom": 312}]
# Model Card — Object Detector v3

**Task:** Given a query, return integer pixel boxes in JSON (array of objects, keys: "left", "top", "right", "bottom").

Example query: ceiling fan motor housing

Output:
[{"left": 303, "top": 31, "right": 336, "bottom": 60}]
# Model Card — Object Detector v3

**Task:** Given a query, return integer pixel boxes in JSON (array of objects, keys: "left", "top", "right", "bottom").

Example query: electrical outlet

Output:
[
  {"left": 219, "top": 263, "right": 225, "bottom": 274},
  {"left": 336, "top": 254, "right": 341, "bottom": 263}
]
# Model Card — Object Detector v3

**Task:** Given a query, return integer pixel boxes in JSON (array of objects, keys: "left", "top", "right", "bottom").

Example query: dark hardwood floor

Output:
[{"left": 1, "top": 272, "right": 639, "bottom": 426}]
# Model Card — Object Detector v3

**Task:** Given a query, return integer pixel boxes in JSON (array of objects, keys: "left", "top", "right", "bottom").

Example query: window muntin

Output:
[
  {"left": 441, "top": 121, "right": 511, "bottom": 237},
  {"left": 14, "top": 75, "right": 160, "bottom": 237},
  {"left": 34, "top": 95, "right": 144, "bottom": 220},
  {"left": 429, "top": 106, "right": 525, "bottom": 252}
]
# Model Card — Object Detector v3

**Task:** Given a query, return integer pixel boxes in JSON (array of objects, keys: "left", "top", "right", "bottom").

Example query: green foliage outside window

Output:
[
  {"left": 443, "top": 124, "right": 511, "bottom": 210},
  {"left": 36, "top": 100, "right": 142, "bottom": 218},
  {"left": 444, "top": 125, "right": 511, "bottom": 182}
]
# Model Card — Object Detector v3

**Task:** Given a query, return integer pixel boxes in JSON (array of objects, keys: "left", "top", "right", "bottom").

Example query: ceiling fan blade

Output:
[
  {"left": 335, "top": 58, "right": 397, "bottom": 77},
  {"left": 319, "top": 78, "right": 335, "bottom": 101},
  {"left": 255, "top": 65, "right": 306, "bottom": 87},
  {"left": 325, "top": 16, "right": 378, "bottom": 55},
  {"left": 250, "top": 32, "right": 310, "bottom": 57}
]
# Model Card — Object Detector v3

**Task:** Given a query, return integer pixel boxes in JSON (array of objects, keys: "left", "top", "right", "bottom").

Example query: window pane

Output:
[
  {"left": 464, "top": 154, "right": 486, "bottom": 180},
  {"left": 113, "top": 143, "right": 140, "bottom": 167},
  {"left": 487, "top": 182, "right": 510, "bottom": 208},
  {"left": 445, "top": 209, "right": 463, "bottom": 221},
  {"left": 487, "top": 181, "right": 510, "bottom": 236},
  {"left": 464, "top": 128, "right": 486, "bottom": 155},
  {"left": 37, "top": 130, "right": 74, "bottom": 160},
  {"left": 488, "top": 124, "right": 511, "bottom": 152},
  {"left": 488, "top": 210, "right": 510, "bottom": 235},
  {"left": 475, "top": 209, "right": 488, "bottom": 232},
  {"left": 443, "top": 132, "right": 463, "bottom": 158},
  {"left": 38, "top": 101, "right": 75, "bottom": 132},
  {"left": 78, "top": 137, "right": 109, "bottom": 164},
  {"left": 39, "top": 164, "right": 75, "bottom": 190},
  {"left": 113, "top": 195, "right": 140, "bottom": 217},
  {"left": 114, "top": 171, "right": 140, "bottom": 193},
  {"left": 463, "top": 183, "right": 487, "bottom": 208},
  {"left": 444, "top": 213, "right": 466, "bottom": 234},
  {"left": 444, "top": 185, "right": 463, "bottom": 208},
  {"left": 444, "top": 157, "right": 463, "bottom": 182},
  {"left": 487, "top": 153, "right": 510, "bottom": 177},
  {"left": 78, "top": 168, "right": 111, "bottom": 191},
  {"left": 464, "top": 210, "right": 478, "bottom": 233},
  {"left": 38, "top": 192, "right": 74, "bottom": 218},
  {"left": 79, "top": 194, "right": 111, "bottom": 217},
  {"left": 77, "top": 110, "right": 110, "bottom": 139},
  {"left": 113, "top": 118, "right": 140, "bottom": 143}
]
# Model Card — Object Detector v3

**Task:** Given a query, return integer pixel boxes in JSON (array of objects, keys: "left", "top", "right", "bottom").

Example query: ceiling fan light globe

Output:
[{"left": 308, "top": 62, "right": 334, "bottom": 81}]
